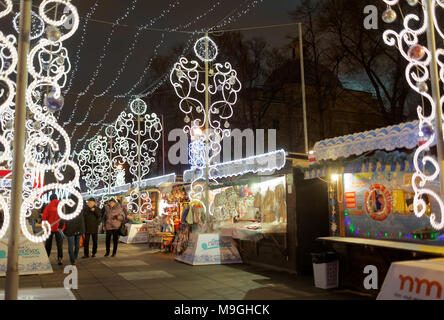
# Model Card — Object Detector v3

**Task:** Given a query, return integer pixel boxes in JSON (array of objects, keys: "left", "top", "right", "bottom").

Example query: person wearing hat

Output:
[
  {"left": 103, "top": 198, "right": 125, "bottom": 257},
  {"left": 82, "top": 197, "right": 101, "bottom": 258}
]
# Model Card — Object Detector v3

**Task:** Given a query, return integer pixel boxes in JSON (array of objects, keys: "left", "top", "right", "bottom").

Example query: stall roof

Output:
[
  {"left": 313, "top": 120, "right": 432, "bottom": 161},
  {"left": 183, "top": 149, "right": 286, "bottom": 183},
  {"left": 81, "top": 173, "right": 176, "bottom": 198}
]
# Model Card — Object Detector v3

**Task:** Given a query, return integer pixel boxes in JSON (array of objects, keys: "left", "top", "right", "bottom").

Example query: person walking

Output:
[
  {"left": 103, "top": 198, "right": 125, "bottom": 257},
  {"left": 42, "top": 194, "right": 64, "bottom": 265},
  {"left": 62, "top": 204, "right": 85, "bottom": 266},
  {"left": 82, "top": 197, "right": 101, "bottom": 258}
]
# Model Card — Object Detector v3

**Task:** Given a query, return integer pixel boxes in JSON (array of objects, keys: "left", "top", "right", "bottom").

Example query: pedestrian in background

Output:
[
  {"left": 103, "top": 198, "right": 125, "bottom": 257},
  {"left": 62, "top": 204, "right": 85, "bottom": 266},
  {"left": 42, "top": 194, "right": 64, "bottom": 265},
  {"left": 82, "top": 197, "right": 101, "bottom": 258}
]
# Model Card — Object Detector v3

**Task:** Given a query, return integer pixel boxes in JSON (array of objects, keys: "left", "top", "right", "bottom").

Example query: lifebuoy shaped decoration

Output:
[{"left": 364, "top": 184, "right": 392, "bottom": 221}]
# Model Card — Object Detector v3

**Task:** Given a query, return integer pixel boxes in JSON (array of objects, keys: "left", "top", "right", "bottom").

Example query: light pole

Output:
[{"left": 5, "top": 0, "right": 32, "bottom": 301}]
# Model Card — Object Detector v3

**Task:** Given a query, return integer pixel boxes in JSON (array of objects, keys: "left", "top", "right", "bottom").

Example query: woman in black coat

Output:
[{"left": 82, "top": 197, "right": 101, "bottom": 258}]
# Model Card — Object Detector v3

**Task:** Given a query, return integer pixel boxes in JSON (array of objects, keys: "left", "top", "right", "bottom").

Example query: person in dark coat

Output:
[
  {"left": 82, "top": 197, "right": 101, "bottom": 258},
  {"left": 62, "top": 206, "right": 85, "bottom": 266},
  {"left": 103, "top": 198, "right": 125, "bottom": 257}
]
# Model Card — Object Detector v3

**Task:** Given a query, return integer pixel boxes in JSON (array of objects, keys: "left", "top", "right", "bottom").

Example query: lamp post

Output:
[{"left": 5, "top": 0, "right": 31, "bottom": 301}]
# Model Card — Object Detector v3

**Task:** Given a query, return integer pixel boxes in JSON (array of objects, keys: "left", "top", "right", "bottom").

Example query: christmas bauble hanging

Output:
[
  {"left": 184, "top": 115, "right": 190, "bottom": 123},
  {"left": 44, "top": 89, "right": 64, "bottom": 112},
  {"left": 56, "top": 56, "right": 65, "bottom": 65},
  {"left": 417, "top": 81, "right": 428, "bottom": 93},
  {"left": 224, "top": 121, "right": 230, "bottom": 128},
  {"left": 408, "top": 44, "right": 425, "bottom": 60},
  {"left": 217, "top": 84, "right": 222, "bottom": 91},
  {"left": 229, "top": 75, "right": 236, "bottom": 85},
  {"left": 4, "top": 120, "right": 13, "bottom": 130},
  {"left": 46, "top": 25, "right": 61, "bottom": 41},
  {"left": 406, "top": 0, "right": 418, "bottom": 6},
  {"left": 191, "top": 81, "right": 196, "bottom": 87},
  {"left": 382, "top": 8, "right": 397, "bottom": 23}
]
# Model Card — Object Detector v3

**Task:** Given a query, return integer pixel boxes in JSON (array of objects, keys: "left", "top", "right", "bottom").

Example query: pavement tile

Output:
[
  {"left": 101, "top": 259, "right": 148, "bottom": 268},
  {"left": 118, "top": 270, "right": 175, "bottom": 281}
]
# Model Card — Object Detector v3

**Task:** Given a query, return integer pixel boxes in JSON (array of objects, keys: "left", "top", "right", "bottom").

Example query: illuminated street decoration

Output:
[
  {"left": 170, "top": 35, "right": 241, "bottom": 215},
  {"left": 0, "top": 0, "right": 83, "bottom": 242},
  {"left": 113, "top": 98, "right": 162, "bottom": 217},
  {"left": 0, "top": 0, "right": 17, "bottom": 240},
  {"left": 382, "top": 0, "right": 444, "bottom": 229},
  {"left": 19, "top": 0, "right": 83, "bottom": 243}
]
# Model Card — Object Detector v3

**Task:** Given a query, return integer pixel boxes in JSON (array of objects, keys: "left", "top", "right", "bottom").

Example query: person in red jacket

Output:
[{"left": 42, "top": 194, "right": 64, "bottom": 265}]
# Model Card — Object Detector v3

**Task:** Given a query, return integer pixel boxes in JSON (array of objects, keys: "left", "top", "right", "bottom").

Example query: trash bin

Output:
[{"left": 311, "top": 252, "right": 339, "bottom": 289}]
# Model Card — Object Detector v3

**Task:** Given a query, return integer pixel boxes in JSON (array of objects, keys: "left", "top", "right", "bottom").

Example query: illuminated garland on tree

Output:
[
  {"left": 382, "top": 0, "right": 444, "bottom": 230},
  {"left": 169, "top": 36, "right": 241, "bottom": 215}
]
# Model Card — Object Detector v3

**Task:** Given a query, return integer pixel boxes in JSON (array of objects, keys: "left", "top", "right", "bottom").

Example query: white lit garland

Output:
[
  {"left": 0, "top": 0, "right": 83, "bottom": 242},
  {"left": 112, "top": 98, "right": 162, "bottom": 215},
  {"left": 382, "top": 0, "right": 444, "bottom": 230},
  {"left": 169, "top": 36, "right": 241, "bottom": 214},
  {"left": 0, "top": 0, "right": 16, "bottom": 238}
]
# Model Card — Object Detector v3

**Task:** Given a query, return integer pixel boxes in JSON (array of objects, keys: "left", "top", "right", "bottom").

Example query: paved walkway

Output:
[{"left": 0, "top": 235, "right": 373, "bottom": 300}]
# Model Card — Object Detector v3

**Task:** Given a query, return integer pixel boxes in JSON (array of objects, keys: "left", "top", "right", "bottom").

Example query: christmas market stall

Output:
[
  {"left": 145, "top": 180, "right": 190, "bottom": 251},
  {"left": 303, "top": 120, "right": 444, "bottom": 292},
  {"left": 175, "top": 149, "right": 327, "bottom": 272}
]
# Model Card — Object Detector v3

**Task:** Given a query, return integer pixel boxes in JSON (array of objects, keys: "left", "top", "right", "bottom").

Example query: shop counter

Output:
[
  {"left": 317, "top": 236, "right": 444, "bottom": 255},
  {"left": 220, "top": 221, "right": 287, "bottom": 242}
]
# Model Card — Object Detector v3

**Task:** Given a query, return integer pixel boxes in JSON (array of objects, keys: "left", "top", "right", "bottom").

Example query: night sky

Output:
[{"left": 2, "top": 0, "right": 301, "bottom": 153}]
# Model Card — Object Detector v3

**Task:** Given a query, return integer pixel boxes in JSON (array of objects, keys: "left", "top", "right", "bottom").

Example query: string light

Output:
[
  {"left": 61, "top": 0, "right": 179, "bottom": 127},
  {"left": 70, "top": 0, "right": 264, "bottom": 153},
  {"left": 62, "top": 0, "right": 100, "bottom": 94},
  {"left": 60, "top": 0, "right": 139, "bottom": 127},
  {"left": 382, "top": 0, "right": 444, "bottom": 230}
]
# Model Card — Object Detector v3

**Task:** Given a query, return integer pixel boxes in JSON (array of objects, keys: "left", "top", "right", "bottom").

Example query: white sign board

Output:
[
  {"left": 377, "top": 258, "right": 444, "bottom": 300},
  {"left": 175, "top": 233, "right": 242, "bottom": 265},
  {"left": 120, "top": 223, "right": 148, "bottom": 244},
  {"left": 0, "top": 238, "right": 53, "bottom": 276}
]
